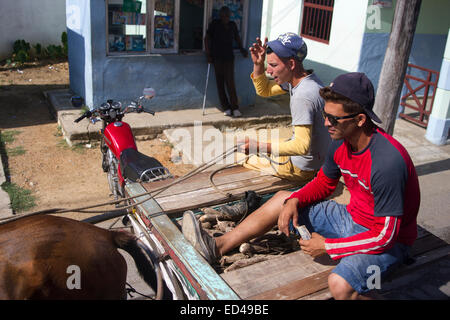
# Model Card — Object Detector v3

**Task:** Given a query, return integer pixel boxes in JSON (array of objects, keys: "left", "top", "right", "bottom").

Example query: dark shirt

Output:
[{"left": 206, "top": 19, "right": 239, "bottom": 61}]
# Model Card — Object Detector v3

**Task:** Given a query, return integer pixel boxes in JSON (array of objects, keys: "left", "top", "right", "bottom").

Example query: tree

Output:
[{"left": 373, "top": 0, "right": 422, "bottom": 135}]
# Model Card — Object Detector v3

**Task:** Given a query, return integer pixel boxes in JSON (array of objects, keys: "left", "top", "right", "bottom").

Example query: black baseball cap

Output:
[{"left": 329, "top": 72, "right": 382, "bottom": 123}]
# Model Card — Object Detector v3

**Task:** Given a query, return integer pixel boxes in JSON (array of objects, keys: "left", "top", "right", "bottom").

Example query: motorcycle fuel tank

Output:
[{"left": 103, "top": 121, "right": 137, "bottom": 159}]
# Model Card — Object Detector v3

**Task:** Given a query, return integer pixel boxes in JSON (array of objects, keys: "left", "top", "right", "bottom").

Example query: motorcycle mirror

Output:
[{"left": 143, "top": 88, "right": 155, "bottom": 99}]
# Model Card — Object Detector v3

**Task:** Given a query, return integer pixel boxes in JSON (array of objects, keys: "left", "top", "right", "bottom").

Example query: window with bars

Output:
[{"left": 301, "top": 0, "right": 334, "bottom": 44}]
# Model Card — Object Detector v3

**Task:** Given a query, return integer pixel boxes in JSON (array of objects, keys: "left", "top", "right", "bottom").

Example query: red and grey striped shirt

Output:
[{"left": 286, "top": 127, "right": 420, "bottom": 260}]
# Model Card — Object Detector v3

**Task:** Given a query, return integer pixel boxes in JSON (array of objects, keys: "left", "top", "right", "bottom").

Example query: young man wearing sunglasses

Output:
[
  {"left": 237, "top": 33, "right": 330, "bottom": 182},
  {"left": 183, "top": 72, "right": 420, "bottom": 299}
]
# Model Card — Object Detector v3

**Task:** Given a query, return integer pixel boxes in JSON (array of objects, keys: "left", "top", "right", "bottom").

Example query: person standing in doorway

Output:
[{"left": 205, "top": 6, "right": 248, "bottom": 117}]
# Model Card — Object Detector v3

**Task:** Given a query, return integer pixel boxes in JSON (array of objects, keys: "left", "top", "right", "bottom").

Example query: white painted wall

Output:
[
  {"left": 261, "top": 0, "right": 369, "bottom": 73},
  {"left": 305, "top": 0, "right": 369, "bottom": 72},
  {"left": 0, "top": 0, "right": 66, "bottom": 60},
  {"left": 261, "top": 0, "right": 302, "bottom": 41}
]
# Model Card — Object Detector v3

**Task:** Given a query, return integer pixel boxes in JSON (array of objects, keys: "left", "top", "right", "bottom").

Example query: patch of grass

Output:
[
  {"left": 0, "top": 130, "right": 23, "bottom": 178},
  {"left": 80, "top": 105, "right": 90, "bottom": 114},
  {"left": 56, "top": 138, "right": 85, "bottom": 154},
  {"left": 6, "top": 146, "right": 26, "bottom": 156},
  {"left": 1, "top": 182, "right": 36, "bottom": 213},
  {"left": 57, "top": 138, "right": 69, "bottom": 149},
  {"left": 0, "top": 130, "right": 22, "bottom": 144},
  {"left": 54, "top": 125, "right": 63, "bottom": 137},
  {"left": 71, "top": 143, "right": 85, "bottom": 154}
]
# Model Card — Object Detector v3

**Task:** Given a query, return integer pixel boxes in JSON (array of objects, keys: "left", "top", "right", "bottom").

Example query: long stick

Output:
[{"left": 202, "top": 63, "right": 211, "bottom": 115}]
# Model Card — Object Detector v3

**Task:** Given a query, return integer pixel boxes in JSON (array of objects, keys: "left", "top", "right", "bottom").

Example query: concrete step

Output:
[
  {"left": 163, "top": 125, "right": 293, "bottom": 169},
  {"left": 45, "top": 89, "right": 292, "bottom": 147}
]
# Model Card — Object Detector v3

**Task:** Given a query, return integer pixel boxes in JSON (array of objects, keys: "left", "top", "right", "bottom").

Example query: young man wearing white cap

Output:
[
  {"left": 183, "top": 72, "right": 420, "bottom": 299},
  {"left": 238, "top": 33, "right": 330, "bottom": 182}
]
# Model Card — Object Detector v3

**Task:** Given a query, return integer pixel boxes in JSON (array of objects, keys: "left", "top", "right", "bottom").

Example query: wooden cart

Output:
[{"left": 125, "top": 166, "right": 449, "bottom": 300}]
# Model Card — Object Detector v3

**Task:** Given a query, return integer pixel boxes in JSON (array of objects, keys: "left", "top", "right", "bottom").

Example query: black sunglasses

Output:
[{"left": 321, "top": 110, "right": 361, "bottom": 126}]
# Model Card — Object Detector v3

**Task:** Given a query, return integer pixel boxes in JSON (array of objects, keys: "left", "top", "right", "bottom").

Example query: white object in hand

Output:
[{"left": 296, "top": 225, "right": 311, "bottom": 240}]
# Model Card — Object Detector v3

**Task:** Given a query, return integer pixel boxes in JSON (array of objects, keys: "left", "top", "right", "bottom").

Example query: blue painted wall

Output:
[
  {"left": 358, "top": 33, "right": 446, "bottom": 92},
  {"left": 358, "top": 0, "right": 450, "bottom": 92},
  {"left": 66, "top": 0, "right": 262, "bottom": 110}
]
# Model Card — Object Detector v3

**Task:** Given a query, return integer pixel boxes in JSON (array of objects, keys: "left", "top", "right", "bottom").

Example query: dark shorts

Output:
[{"left": 290, "top": 200, "right": 410, "bottom": 293}]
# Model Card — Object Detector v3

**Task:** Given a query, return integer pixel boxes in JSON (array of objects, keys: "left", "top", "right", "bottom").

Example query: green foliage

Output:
[
  {"left": 12, "top": 39, "right": 31, "bottom": 64},
  {"left": 6, "top": 146, "right": 26, "bottom": 157},
  {"left": 46, "top": 44, "right": 63, "bottom": 59},
  {"left": 8, "top": 31, "right": 68, "bottom": 64},
  {"left": 1, "top": 182, "right": 36, "bottom": 213},
  {"left": 80, "top": 105, "right": 90, "bottom": 114},
  {"left": 33, "top": 43, "right": 42, "bottom": 56},
  {"left": 15, "top": 50, "right": 29, "bottom": 64},
  {"left": 61, "top": 31, "right": 68, "bottom": 56},
  {"left": 0, "top": 130, "right": 21, "bottom": 144},
  {"left": 13, "top": 39, "right": 30, "bottom": 55}
]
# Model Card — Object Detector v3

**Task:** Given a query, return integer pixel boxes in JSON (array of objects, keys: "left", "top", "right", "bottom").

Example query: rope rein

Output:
[{"left": 0, "top": 144, "right": 289, "bottom": 225}]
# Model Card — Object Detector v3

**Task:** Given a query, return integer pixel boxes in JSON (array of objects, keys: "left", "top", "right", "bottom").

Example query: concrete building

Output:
[
  {"left": 0, "top": 0, "right": 67, "bottom": 60},
  {"left": 261, "top": 0, "right": 450, "bottom": 144},
  {"left": 66, "top": 0, "right": 263, "bottom": 111}
]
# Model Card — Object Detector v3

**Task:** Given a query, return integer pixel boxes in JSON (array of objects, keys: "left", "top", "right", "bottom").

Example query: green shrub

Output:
[
  {"left": 8, "top": 31, "right": 68, "bottom": 64},
  {"left": 12, "top": 39, "right": 31, "bottom": 64},
  {"left": 61, "top": 31, "right": 68, "bottom": 57},
  {"left": 14, "top": 50, "right": 29, "bottom": 64},
  {"left": 46, "top": 45, "right": 63, "bottom": 59},
  {"left": 13, "top": 39, "right": 30, "bottom": 55}
]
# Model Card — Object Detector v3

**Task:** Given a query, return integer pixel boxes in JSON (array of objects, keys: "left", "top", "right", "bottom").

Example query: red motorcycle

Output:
[{"left": 73, "top": 89, "right": 172, "bottom": 202}]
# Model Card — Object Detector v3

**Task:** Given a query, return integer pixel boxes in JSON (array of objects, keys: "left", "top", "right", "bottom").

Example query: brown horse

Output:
[{"left": 0, "top": 215, "right": 172, "bottom": 300}]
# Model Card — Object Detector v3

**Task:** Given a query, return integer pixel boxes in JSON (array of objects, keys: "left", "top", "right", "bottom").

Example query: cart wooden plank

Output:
[
  {"left": 248, "top": 269, "right": 333, "bottom": 300},
  {"left": 220, "top": 249, "right": 336, "bottom": 300},
  {"left": 221, "top": 225, "right": 448, "bottom": 300},
  {"left": 141, "top": 166, "right": 304, "bottom": 215}
]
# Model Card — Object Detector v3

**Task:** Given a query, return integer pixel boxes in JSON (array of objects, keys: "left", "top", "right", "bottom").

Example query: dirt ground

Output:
[
  {"left": 0, "top": 60, "right": 195, "bottom": 219},
  {"left": 0, "top": 59, "right": 349, "bottom": 221}
]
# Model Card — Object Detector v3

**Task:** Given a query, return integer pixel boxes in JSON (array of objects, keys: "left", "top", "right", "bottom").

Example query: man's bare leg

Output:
[
  {"left": 328, "top": 273, "right": 383, "bottom": 300},
  {"left": 215, "top": 190, "right": 292, "bottom": 256}
]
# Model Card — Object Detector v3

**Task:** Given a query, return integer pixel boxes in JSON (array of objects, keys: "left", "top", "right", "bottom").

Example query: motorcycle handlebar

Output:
[
  {"left": 126, "top": 104, "right": 155, "bottom": 116},
  {"left": 74, "top": 110, "right": 92, "bottom": 123},
  {"left": 73, "top": 99, "right": 155, "bottom": 124}
]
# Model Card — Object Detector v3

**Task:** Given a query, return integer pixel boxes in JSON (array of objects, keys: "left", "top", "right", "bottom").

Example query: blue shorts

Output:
[{"left": 290, "top": 200, "right": 410, "bottom": 294}]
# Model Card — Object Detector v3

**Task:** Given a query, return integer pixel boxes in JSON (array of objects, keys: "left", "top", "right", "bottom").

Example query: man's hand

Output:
[
  {"left": 250, "top": 37, "right": 267, "bottom": 65},
  {"left": 299, "top": 233, "right": 327, "bottom": 257},
  {"left": 249, "top": 37, "right": 268, "bottom": 77},
  {"left": 278, "top": 197, "right": 299, "bottom": 236},
  {"left": 237, "top": 137, "right": 270, "bottom": 155}
]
